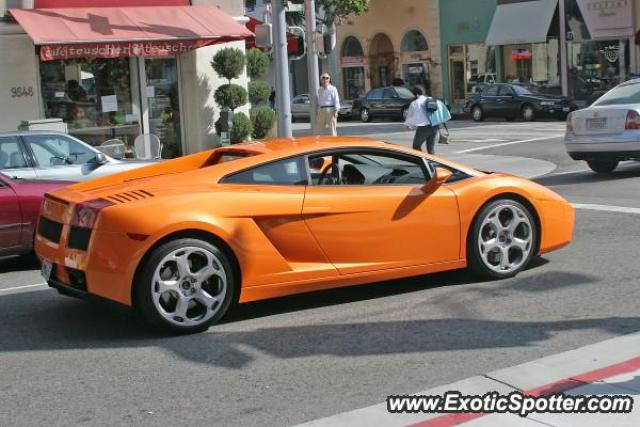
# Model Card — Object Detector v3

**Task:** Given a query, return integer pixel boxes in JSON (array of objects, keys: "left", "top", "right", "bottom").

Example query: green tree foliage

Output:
[
  {"left": 214, "top": 84, "right": 248, "bottom": 111},
  {"left": 250, "top": 106, "right": 276, "bottom": 140},
  {"left": 248, "top": 80, "right": 272, "bottom": 107},
  {"left": 231, "top": 112, "right": 253, "bottom": 143},
  {"left": 289, "top": 0, "right": 370, "bottom": 24},
  {"left": 211, "top": 48, "right": 246, "bottom": 82},
  {"left": 246, "top": 48, "right": 270, "bottom": 80}
]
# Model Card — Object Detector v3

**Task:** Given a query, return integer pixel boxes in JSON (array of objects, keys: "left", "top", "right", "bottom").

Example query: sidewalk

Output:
[{"left": 297, "top": 332, "right": 640, "bottom": 427}]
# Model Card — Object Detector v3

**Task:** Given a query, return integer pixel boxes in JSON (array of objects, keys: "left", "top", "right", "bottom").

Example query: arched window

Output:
[
  {"left": 342, "top": 36, "right": 364, "bottom": 57},
  {"left": 400, "top": 30, "right": 428, "bottom": 52}
]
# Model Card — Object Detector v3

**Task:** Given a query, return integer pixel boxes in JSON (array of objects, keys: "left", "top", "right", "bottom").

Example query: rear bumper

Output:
[
  {"left": 565, "top": 132, "right": 640, "bottom": 160},
  {"left": 35, "top": 227, "right": 147, "bottom": 306}
]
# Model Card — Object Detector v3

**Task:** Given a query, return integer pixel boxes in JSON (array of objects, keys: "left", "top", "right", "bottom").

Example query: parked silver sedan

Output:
[
  {"left": 290, "top": 94, "right": 352, "bottom": 122},
  {"left": 565, "top": 79, "right": 640, "bottom": 173},
  {"left": 0, "top": 131, "right": 152, "bottom": 181}
]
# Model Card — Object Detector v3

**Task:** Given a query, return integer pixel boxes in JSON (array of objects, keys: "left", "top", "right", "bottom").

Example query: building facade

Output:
[
  {"left": 441, "top": 0, "right": 638, "bottom": 111},
  {"left": 0, "top": 0, "right": 250, "bottom": 157},
  {"left": 335, "top": 0, "right": 442, "bottom": 100}
]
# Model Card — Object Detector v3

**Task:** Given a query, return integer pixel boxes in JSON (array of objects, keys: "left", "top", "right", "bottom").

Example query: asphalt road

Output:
[{"left": 1, "top": 119, "right": 640, "bottom": 427}]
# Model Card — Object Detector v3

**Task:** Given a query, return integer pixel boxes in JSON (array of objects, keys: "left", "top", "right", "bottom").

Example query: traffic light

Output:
[{"left": 288, "top": 26, "right": 306, "bottom": 60}]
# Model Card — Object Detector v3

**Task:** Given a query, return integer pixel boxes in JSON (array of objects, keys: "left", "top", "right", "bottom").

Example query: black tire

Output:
[
  {"left": 291, "top": 115, "right": 296, "bottom": 123},
  {"left": 521, "top": 104, "right": 535, "bottom": 121},
  {"left": 587, "top": 160, "right": 618, "bottom": 173},
  {"left": 505, "top": 116, "right": 516, "bottom": 122},
  {"left": 467, "top": 198, "right": 538, "bottom": 280},
  {"left": 135, "top": 238, "right": 236, "bottom": 334},
  {"left": 360, "top": 107, "right": 372, "bottom": 122},
  {"left": 472, "top": 105, "right": 484, "bottom": 122}
]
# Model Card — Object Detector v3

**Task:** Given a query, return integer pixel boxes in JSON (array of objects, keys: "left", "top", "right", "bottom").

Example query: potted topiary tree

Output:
[
  {"left": 246, "top": 48, "right": 276, "bottom": 140},
  {"left": 211, "top": 47, "right": 252, "bottom": 144}
]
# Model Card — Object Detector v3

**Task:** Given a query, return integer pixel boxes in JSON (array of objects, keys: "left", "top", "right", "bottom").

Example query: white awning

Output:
[{"left": 485, "top": 0, "right": 558, "bottom": 46}]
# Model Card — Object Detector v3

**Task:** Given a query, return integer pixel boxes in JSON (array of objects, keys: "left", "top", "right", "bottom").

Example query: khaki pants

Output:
[{"left": 317, "top": 108, "right": 338, "bottom": 136}]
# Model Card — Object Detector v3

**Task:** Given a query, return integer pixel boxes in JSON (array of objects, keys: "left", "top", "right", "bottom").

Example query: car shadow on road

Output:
[
  {"left": 0, "top": 257, "right": 606, "bottom": 369},
  {"left": 0, "top": 254, "right": 39, "bottom": 273},
  {"left": 535, "top": 165, "right": 640, "bottom": 187}
]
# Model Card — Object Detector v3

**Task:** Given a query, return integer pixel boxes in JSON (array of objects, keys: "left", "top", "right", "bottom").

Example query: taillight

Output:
[
  {"left": 625, "top": 110, "right": 640, "bottom": 130},
  {"left": 566, "top": 112, "right": 573, "bottom": 133},
  {"left": 71, "top": 199, "right": 113, "bottom": 228}
]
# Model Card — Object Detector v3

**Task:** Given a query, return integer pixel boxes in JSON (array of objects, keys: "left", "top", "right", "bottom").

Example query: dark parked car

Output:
[
  {"left": 0, "top": 173, "right": 71, "bottom": 257},
  {"left": 464, "top": 83, "right": 576, "bottom": 122},
  {"left": 352, "top": 86, "right": 416, "bottom": 122}
]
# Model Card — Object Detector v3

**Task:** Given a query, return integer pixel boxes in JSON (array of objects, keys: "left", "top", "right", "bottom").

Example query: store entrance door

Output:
[{"left": 449, "top": 59, "right": 465, "bottom": 114}]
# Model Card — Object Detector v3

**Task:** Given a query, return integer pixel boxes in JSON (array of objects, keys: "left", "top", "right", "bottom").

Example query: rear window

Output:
[
  {"left": 396, "top": 87, "right": 415, "bottom": 99},
  {"left": 594, "top": 82, "right": 640, "bottom": 106}
]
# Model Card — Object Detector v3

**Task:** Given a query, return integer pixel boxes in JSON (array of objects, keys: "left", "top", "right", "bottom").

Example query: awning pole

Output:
[{"left": 559, "top": 0, "right": 569, "bottom": 97}]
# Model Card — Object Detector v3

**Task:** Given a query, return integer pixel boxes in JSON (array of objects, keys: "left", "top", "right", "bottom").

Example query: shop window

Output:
[
  {"left": 401, "top": 30, "right": 428, "bottom": 52},
  {"left": 39, "top": 58, "right": 139, "bottom": 148},
  {"left": 342, "top": 67, "right": 365, "bottom": 100}
]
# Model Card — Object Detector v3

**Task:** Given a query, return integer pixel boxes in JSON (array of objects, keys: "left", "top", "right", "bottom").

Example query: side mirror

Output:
[
  {"left": 421, "top": 163, "right": 453, "bottom": 193},
  {"left": 94, "top": 152, "right": 108, "bottom": 165}
]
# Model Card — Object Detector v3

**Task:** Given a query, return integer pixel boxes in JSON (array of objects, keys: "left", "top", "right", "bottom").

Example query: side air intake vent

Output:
[{"left": 106, "top": 190, "right": 154, "bottom": 204}]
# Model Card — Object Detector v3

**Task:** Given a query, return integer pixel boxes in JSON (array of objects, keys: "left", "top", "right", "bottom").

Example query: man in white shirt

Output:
[
  {"left": 404, "top": 86, "right": 439, "bottom": 154},
  {"left": 316, "top": 73, "right": 340, "bottom": 136}
]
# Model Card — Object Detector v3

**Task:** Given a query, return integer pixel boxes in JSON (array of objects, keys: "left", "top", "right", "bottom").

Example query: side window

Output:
[
  {"left": 24, "top": 135, "right": 95, "bottom": 166},
  {"left": 0, "top": 136, "right": 28, "bottom": 170},
  {"left": 222, "top": 157, "right": 308, "bottom": 185},
  {"left": 498, "top": 85, "right": 514, "bottom": 96},
  {"left": 368, "top": 88, "right": 383, "bottom": 100},
  {"left": 382, "top": 88, "right": 397, "bottom": 99},
  {"left": 483, "top": 86, "right": 498, "bottom": 96},
  {"left": 308, "top": 150, "right": 428, "bottom": 186},
  {"left": 293, "top": 96, "right": 309, "bottom": 104}
]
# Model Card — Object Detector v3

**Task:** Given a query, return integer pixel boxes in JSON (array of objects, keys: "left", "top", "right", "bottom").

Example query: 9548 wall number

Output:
[{"left": 11, "top": 87, "right": 34, "bottom": 98}]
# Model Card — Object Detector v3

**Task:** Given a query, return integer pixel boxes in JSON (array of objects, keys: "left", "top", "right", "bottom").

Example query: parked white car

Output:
[{"left": 565, "top": 79, "right": 640, "bottom": 173}]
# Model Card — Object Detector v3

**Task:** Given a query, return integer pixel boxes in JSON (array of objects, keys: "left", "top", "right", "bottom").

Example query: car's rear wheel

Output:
[
  {"left": 521, "top": 104, "right": 535, "bottom": 121},
  {"left": 587, "top": 160, "right": 618, "bottom": 173},
  {"left": 472, "top": 105, "right": 484, "bottom": 122},
  {"left": 360, "top": 107, "right": 371, "bottom": 122},
  {"left": 468, "top": 199, "right": 538, "bottom": 279},
  {"left": 135, "top": 238, "right": 235, "bottom": 334}
]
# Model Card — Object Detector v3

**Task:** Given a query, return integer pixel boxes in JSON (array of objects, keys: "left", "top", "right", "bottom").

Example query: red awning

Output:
[
  {"left": 245, "top": 16, "right": 298, "bottom": 54},
  {"left": 10, "top": 5, "right": 254, "bottom": 61}
]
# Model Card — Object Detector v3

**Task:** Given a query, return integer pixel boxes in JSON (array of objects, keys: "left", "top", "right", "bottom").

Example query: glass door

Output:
[{"left": 144, "top": 58, "right": 182, "bottom": 158}]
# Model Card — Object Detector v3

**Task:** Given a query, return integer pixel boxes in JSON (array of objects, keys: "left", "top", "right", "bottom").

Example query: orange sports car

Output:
[{"left": 35, "top": 137, "right": 574, "bottom": 333}]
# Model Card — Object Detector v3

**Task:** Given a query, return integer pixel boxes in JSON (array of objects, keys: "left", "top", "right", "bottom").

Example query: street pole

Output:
[
  {"left": 558, "top": 0, "right": 569, "bottom": 97},
  {"left": 273, "top": 0, "right": 293, "bottom": 137},
  {"left": 305, "top": 0, "right": 319, "bottom": 133}
]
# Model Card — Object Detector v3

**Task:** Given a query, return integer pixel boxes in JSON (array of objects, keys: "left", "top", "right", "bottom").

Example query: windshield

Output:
[{"left": 594, "top": 82, "right": 640, "bottom": 106}]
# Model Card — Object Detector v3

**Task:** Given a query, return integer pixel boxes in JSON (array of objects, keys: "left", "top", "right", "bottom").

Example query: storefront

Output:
[
  {"left": 399, "top": 30, "right": 431, "bottom": 94},
  {"left": 1, "top": 0, "right": 251, "bottom": 157},
  {"left": 340, "top": 36, "right": 366, "bottom": 100},
  {"left": 565, "top": 0, "right": 635, "bottom": 104},
  {"left": 439, "top": 0, "right": 498, "bottom": 113}
]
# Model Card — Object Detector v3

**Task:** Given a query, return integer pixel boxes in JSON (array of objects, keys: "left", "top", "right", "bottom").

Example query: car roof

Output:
[{"left": 0, "top": 130, "right": 75, "bottom": 137}]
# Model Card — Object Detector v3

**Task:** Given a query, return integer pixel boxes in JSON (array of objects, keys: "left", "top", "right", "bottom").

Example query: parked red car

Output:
[{"left": 0, "top": 173, "right": 71, "bottom": 257}]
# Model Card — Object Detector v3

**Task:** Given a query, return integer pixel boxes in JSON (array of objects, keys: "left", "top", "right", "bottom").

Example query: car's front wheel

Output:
[
  {"left": 360, "top": 107, "right": 371, "bottom": 122},
  {"left": 468, "top": 199, "right": 538, "bottom": 279},
  {"left": 472, "top": 105, "right": 484, "bottom": 122},
  {"left": 521, "top": 104, "right": 535, "bottom": 121},
  {"left": 135, "top": 238, "right": 236, "bottom": 333},
  {"left": 587, "top": 160, "right": 619, "bottom": 173}
]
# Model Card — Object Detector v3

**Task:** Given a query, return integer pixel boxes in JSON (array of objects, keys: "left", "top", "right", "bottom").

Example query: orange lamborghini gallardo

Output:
[{"left": 35, "top": 137, "right": 574, "bottom": 333}]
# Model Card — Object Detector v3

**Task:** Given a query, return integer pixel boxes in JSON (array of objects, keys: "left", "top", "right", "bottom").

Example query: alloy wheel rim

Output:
[
  {"left": 473, "top": 108, "right": 481, "bottom": 120},
  {"left": 361, "top": 109, "right": 369, "bottom": 121},
  {"left": 478, "top": 204, "right": 533, "bottom": 274},
  {"left": 151, "top": 247, "right": 227, "bottom": 327},
  {"left": 524, "top": 107, "right": 533, "bottom": 120}
]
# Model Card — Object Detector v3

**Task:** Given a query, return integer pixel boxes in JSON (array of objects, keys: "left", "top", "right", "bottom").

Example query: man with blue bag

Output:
[{"left": 404, "top": 86, "right": 451, "bottom": 154}]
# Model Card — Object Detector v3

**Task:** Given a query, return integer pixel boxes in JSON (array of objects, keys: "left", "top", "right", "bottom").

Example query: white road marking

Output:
[
  {"left": 454, "top": 134, "right": 563, "bottom": 154},
  {"left": 0, "top": 283, "right": 47, "bottom": 293},
  {"left": 573, "top": 203, "right": 640, "bottom": 215},
  {"left": 452, "top": 138, "right": 509, "bottom": 143}
]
